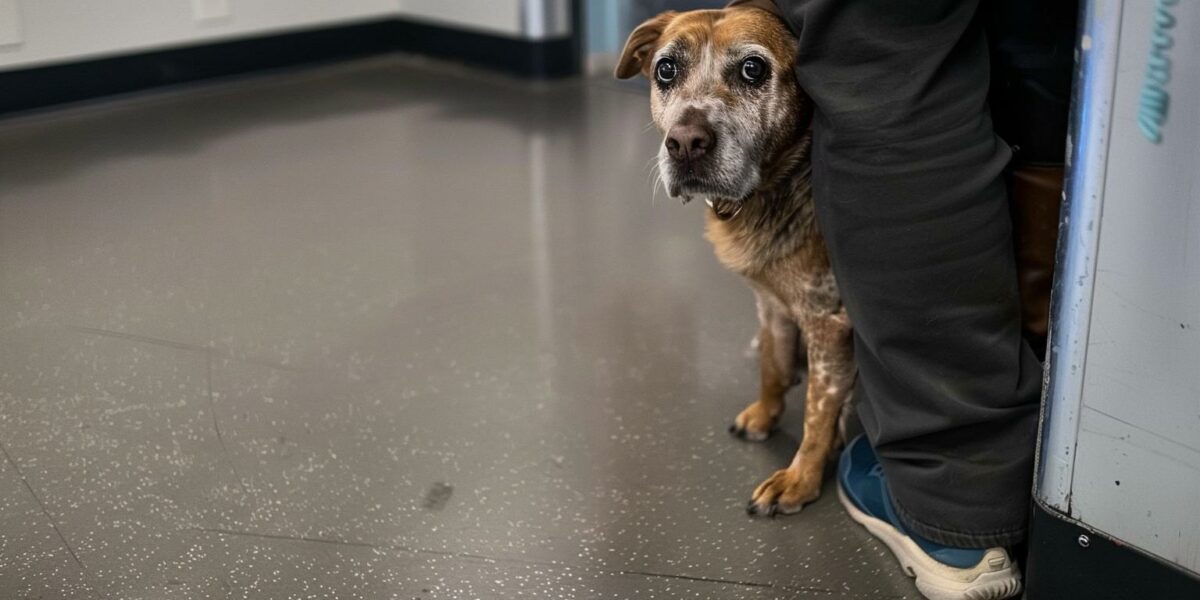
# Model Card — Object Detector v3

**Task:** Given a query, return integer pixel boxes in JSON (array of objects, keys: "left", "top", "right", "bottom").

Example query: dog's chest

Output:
[
  {"left": 705, "top": 218, "right": 761, "bottom": 275},
  {"left": 703, "top": 205, "right": 821, "bottom": 274},
  {"left": 704, "top": 208, "right": 841, "bottom": 315}
]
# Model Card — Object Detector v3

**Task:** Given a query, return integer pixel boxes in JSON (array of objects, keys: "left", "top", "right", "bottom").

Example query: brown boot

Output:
[{"left": 1010, "top": 164, "right": 1063, "bottom": 360}]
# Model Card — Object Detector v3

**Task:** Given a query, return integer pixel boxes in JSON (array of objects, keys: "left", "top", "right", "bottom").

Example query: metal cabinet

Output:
[{"left": 1028, "top": 1, "right": 1200, "bottom": 597}]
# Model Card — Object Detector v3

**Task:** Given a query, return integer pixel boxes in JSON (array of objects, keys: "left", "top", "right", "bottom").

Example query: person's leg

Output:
[{"left": 773, "top": 0, "right": 1043, "bottom": 549}]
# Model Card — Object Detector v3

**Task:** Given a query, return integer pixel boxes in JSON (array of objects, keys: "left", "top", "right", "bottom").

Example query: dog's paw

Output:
[
  {"left": 745, "top": 467, "right": 820, "bottom": 517},
  {"left": 728, "top": 402, "right": 779, "bottom": 442}
]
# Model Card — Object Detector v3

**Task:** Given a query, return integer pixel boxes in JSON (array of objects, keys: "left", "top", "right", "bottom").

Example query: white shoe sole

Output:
[{"left": 837, "top": 486, "right": 1023, "bottom": 600}]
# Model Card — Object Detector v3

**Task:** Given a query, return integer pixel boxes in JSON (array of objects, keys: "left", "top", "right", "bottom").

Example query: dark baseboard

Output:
[
  {"left": 393, "top": 19, "right": 577, "bottom": 80},
  {"left": 1024, "top": 500, "right": 1200, "bottom": 599},
  {"left": 0, "top": 18, "right": 579, "bottom": 117}
]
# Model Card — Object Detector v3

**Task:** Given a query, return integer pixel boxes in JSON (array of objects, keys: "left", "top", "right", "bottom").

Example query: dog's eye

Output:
[
  {"left": 740, "top": 57, "right": 768, "bottom": 82},
  {"left": 656, "top": 58, "right": 678, "bottom": 84}
]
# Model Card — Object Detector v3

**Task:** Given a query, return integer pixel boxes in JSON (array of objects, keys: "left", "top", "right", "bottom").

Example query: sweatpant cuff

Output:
[{"left": 889, "top": 489, "right": 1028, "bottom": 549}]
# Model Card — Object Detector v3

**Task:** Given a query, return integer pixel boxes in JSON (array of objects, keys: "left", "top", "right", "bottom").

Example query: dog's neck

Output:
[{"left": 703, "top": 129, "right": 817, "bottom": 276}]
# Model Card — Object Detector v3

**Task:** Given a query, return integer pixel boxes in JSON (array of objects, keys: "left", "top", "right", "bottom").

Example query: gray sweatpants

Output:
[{"left": 770, "top": 0, "right": 1044, "bottom": 548}]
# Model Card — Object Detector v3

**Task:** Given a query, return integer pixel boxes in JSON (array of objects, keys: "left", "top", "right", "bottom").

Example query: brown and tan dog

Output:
[{"left": 617, "top": 6, "right": 855, "bottom": 516}]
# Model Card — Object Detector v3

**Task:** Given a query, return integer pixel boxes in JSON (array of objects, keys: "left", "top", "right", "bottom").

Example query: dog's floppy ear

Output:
[{"left": 614, "top": 11, "right": 677, "bottom": 80}]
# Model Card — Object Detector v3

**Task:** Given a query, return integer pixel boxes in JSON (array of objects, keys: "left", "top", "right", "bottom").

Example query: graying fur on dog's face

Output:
[{"left": 651, "top": 38, "right": 798, "bottom": 204}]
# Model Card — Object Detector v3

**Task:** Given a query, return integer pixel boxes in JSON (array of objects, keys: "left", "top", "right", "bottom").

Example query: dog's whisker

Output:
[
  {"left": 651, "top": 163, "right": 672, "bottom": 207},
  {"left": 643, "top": 155, "right": 668, "bottom": 206},
  {"left": 651, "top": 168, "right": 662, "bottom": 206}
]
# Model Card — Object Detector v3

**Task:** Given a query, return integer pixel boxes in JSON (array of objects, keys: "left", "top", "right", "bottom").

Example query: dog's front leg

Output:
[
  {"left": 747, "top": 309, "right": 854, "bottom": 516},
  {"left": 730, "top": 293, "right": 798, "bottom": 442}
]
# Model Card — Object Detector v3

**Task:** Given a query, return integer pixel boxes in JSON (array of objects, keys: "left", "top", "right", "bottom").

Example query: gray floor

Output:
[{"left": 0, "top": 56, "right": 921, "bottom": 600}]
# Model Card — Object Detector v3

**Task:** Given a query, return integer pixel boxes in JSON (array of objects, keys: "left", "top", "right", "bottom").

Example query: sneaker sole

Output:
[{"left": 836, "top": 486, "right": 1022, "bottom": 600}]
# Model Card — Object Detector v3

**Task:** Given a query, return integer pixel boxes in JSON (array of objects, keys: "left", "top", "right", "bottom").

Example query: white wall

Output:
[
  {"left": 0, "top": 0, "right": 566, "bottom": 72},
  {"left": 397, "top": 0, "right": 522, "bottom": 37},
  {"left": 397, "top": 0, "right": 570, "bottom": 39},
  {"left": 0, "top": 0, "right": 398, "bottom": 70}
]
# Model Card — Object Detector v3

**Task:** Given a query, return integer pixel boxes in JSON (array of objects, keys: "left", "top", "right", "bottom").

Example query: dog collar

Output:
[{"left": 706, "top": 198, "right": 744, "bottom": 221}]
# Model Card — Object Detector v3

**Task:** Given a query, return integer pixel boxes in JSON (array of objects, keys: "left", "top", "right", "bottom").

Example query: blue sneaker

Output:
[{"left": 837, "top": 435, "right": 1022, "bottom": 600}]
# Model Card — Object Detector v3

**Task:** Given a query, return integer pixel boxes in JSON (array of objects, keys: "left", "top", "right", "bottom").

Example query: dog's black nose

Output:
[{"left": 665, "top": 123, "right": 714, "bottom": 162}]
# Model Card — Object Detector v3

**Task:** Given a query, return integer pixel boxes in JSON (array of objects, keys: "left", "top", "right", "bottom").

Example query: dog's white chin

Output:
[
  {"left": 668, "top": 186, "right": 754, "bottom": 208},
  {"left": 663, "top": 172, "right": 759, "bottom": 205},
  {"left": 665, "top": 181, "right": 756, "bottom": 205}
]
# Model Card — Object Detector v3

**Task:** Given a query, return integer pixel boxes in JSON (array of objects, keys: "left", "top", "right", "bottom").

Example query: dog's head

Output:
[{"left": 616, "top": 7, "right": 805, "bottom": 204}]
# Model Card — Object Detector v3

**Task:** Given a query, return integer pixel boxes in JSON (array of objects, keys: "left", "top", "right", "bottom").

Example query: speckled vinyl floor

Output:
[{"left": 0, "top": 56, "right": 922, "bottom": 600}]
